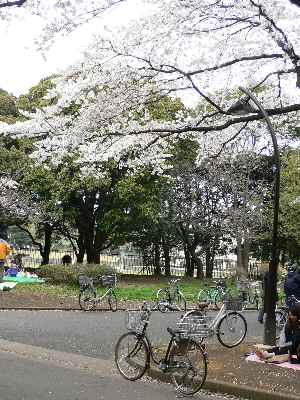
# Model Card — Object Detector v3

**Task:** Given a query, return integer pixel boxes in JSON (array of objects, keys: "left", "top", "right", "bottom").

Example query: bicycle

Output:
[
  {"left": 78, "top": 274, "right": 117, "bottom": 311},
  {"left": 275, "top": 294, "right": 300, "bottom": 335},
  {"left": 197, "top": 280, "right": 228, "bottom": 310},
  {"left": 115, "top": 303, "right": 208, "bottom": 396},
  {"left": 156, "top": 279, "right": 186, "bottom": 312},
  {"left": 236, "top": 280, "right": 261, "bottom": 310},
  {"left": 182, "top": 296, "right": 247, "bottom": 348}
]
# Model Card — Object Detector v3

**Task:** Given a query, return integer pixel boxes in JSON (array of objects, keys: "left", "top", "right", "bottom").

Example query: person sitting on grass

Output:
[{"left": 256, "top": 303, "right": 300, "bottom": 362}]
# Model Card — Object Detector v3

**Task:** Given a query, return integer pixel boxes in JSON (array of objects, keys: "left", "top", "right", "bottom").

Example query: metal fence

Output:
[{"left": 13, "top": 247, "right": 260, "bottom": 279}]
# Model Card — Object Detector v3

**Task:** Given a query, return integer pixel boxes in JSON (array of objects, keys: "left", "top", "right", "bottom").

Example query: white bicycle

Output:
[{"left": 181, "top": 297, "right": 247, "bottom": 348}]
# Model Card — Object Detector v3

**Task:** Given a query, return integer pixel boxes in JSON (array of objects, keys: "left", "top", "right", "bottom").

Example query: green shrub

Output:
[{"left": 38, "top": 263, "right": 116, "bottom": 285}]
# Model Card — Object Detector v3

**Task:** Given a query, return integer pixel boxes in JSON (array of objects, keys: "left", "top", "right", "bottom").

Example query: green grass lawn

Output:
[{"left": 11, "top": 275, "right": 238, "bottom": 302}]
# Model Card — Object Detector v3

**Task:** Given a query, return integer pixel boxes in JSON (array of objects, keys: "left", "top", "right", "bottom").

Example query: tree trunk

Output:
[
  {"left": 195, "top": 256, "right": 204, "bottom": 279},
  {"left": 153, "top": 242, "right": 161, "bottom": 276},
  {"left": 236, "top": 237, "right": 249, "bottom": 279},
  {"left": 76, "top": 233, "right": 85, "bottom": 263},
  {"left": 40, "top": 223, "right": 52, "bottom": 265},
  {"left": 185, "top": 247, "right": 194, "bottom": 278},
  {"left": 162, "top": 239, "right": 171, "bottom": 276},
  {"left": 205, "top": 248, "right": 214, "bottom": 278}
]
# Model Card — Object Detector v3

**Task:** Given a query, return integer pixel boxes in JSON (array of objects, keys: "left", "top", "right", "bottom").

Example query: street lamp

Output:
[{"left": 229, "top": 87, "right": 280, "bottom": 345}]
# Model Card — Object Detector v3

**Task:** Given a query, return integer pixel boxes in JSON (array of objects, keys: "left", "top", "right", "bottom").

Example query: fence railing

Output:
[{"left": 12, "top": 248, "right": 261, "bottom": 280}]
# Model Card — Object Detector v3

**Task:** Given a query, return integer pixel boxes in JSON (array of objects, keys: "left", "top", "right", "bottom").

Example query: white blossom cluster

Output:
[
  {"left": 0, "top": 0, "right": 299, "bottom": 175},
  {"left": 0, "top": 176, "right": 41, "bottom": 221}
]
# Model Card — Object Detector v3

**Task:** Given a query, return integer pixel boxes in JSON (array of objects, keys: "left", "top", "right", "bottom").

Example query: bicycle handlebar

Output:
[{"left": 168, "top": 279, "right": 181, "bottom": 286}]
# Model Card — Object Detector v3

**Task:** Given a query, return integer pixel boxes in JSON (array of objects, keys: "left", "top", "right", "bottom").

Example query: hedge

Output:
[{"left": 37, "top": 263, "right": 116, "bottom": 285}]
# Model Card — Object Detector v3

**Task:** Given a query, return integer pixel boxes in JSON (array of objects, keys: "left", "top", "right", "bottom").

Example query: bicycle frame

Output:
[
  {"left": 94, "top": 287, "right": 115, "bottom": 304},
  {"left": 207, "top": 303, "right": 227, "bottom": 333},
  {"left": 131, "top": 311, "right": 174, "bottom": 366}
]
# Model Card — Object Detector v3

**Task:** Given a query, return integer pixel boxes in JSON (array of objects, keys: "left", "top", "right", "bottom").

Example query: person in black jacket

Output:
[{"left": 284, "top": 263, "right": 300, "bottom": 308}]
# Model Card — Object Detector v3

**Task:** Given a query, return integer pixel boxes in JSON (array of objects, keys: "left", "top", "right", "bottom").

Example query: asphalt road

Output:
[
  {"left": 0, "top": 310, "right": 263, "bottom": 360},
  {"left": 0, "top": 346, "right": 237, "bottom": 400},
  {"left": 0, "top": 310, "right": 261, "bottom": 399}
]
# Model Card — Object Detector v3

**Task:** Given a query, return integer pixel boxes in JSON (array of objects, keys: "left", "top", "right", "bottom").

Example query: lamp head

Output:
[{"left": 228, "top": 95, "right": 257, "bottom": 115}]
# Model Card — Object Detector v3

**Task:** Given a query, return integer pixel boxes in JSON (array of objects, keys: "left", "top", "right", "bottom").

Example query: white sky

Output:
[{"left": 0, "top": 1, "right": 147, "bottom": 96}]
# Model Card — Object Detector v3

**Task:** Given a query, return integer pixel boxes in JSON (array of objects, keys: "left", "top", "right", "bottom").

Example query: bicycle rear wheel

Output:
[
  {"left": 115, "top": 332, "right": 149, "bottom": 381},
  {"left": 108, "top": 291, "right": 118, "bottom": 312},
  {"left": 169, "top": 338, "right": 207, "bottom": 395},
  {"left": 79, "top": 288, "right": 96, "bottom": 311},
  {"left": 174, "top": 293, "right": 187, "bottom": 312},
  {"left": 217, "top": 311, "right": 247, "bottom": 348},
  {"left": 157, "top": 288, "right": 170, "bottom": 312},
  {"left": 197, "top": 289, "right": 210, "bottom": 303},
  {"left": 214, "top": 290, "right": 225, "bottom": 310}
]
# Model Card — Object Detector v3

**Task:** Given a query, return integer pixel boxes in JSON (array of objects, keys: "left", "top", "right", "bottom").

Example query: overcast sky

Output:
[
  {"left": 0, "top": 15, "right": 101, "bottom": 96},
  {"left": 0, "top": 1, "right": 146, "bottom": 96}
]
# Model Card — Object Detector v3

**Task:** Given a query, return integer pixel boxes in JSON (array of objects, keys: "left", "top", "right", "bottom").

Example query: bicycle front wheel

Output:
[
  {"left": 108, "top": 291, "right": 118, "bottom": 312},
  {"left": 217, "top": 311, "right": 247, "bottom": 348},
  {"left": 79, "top": 288, "right": 96, "bottom": 311},
  {"left": 169, "top": 338, "right": 207, "bottom": 395},
  {"left": 157, "top": 288, "right": 170, "bottom": 312},
  {"left": 115, "top": 332, "right": 149, "bottom": 381}
]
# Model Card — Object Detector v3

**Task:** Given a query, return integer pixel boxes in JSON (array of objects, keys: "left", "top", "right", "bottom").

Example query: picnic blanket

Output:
[
  {"left": 2, "top": 276, "right": 45, "bottom": 284},
  {"left": 0, "top": 282, "right": 18, "bottom": 291},
  {"left": 246, "top": 353, "right": 300, "bottom": 370}
]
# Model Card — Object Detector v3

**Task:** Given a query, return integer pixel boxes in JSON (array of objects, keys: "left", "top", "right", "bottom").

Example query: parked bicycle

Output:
[
  {"left": 156, "top": 279, "right": 186, "bottom": 312},
  {"left": 115, "top": 303, "right": 208, "bottom": 396},
  {"left": 275, "top": 294, "right": 300, "bottom": 335},
  {"left": 237, "top": 280, "right": 261, "bottom": 310},
  {"left": 197, "top": 280, "right": 228, "bottom": 310},
  {"left": 78, "top": 274, "right": 117, "bottom": 311},
  {"left": 182, "top": 296, "right": 247, "bottom": 348}
]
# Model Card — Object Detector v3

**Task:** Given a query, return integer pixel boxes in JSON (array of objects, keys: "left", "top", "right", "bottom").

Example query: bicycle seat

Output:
[
  {"left": 197, "top": 302, "right": 209, "bottom": 311},
  {"left": 167, "top": 326, "right": 183, "bottom": 336}
]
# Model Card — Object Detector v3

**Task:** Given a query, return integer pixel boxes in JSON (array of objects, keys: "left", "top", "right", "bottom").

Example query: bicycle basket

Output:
[
  {"left": 126, "top": 310, "right": 149, "bottom": 334},
  {"left": 78, "top": 275, "right": 93, "bottom": 290},
  {"left": 101, "top": 274, "right": 117, "bottom": 288},
  {"left": 224, "top": 297, "right": 243, "bottom": 311},
  {"left": 176, "top": 315, "right": 212, "bottom": 340}
]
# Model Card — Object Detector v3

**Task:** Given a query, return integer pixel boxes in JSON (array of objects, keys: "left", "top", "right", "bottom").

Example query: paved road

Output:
[
  {"left": 0, "top": 310, "right": 263, "bottom": 360},
  {"left": 0, "top": 343, "right": 236, "bottom": 400},
  {"left": 0, "top": 310, "right": 260, "bottom": 399}
]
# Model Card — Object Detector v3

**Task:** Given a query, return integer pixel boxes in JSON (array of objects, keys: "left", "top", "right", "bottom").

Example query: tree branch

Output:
[
  {"left": 120, "top": 103, "right": 300, "bottom": 136},
  {"left": 0, "top": 0, "right": 27, "bottom": 8}
]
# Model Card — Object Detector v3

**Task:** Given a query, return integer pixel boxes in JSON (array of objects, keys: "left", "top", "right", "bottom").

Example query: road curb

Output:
[
  {"left": 0, "top": 307, "right": 127, "bottom": 311},
  {"left": 147, "top": 366, "right": 299, "bottom": 400}
]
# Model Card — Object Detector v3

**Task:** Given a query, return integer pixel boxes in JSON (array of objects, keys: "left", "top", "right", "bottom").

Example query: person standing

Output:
[
  {"left": 0, "top": 238, "right": 11, "bottom": 278},
  {"left": 284, "top": 263, "right": 300, "bottom": 308}
]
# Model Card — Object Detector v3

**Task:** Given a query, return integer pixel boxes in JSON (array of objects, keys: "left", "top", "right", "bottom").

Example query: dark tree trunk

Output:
[
  {"left": 162, "top": 239, "right": 171, "bottom": 276},
  {"left": 195, "top": 255, "right": 204, "bottom": 279},
  {"left": 76, "top": 233, "right": 85, "bottom": 263},
  {"left": 185, "top": 247, "right": 194, "bottom": 278},
  {"left": 41, "top": 223, "right": 52, "bottom": 265},
  {"left": 153, "top": 242, "right": 161, "bottom": 276},
  {"left": 205, "top": 248, "right": 214, "bottom": 278}
]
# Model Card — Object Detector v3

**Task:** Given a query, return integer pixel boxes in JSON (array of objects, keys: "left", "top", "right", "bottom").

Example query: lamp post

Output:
[{"left": 229, "top": 86, "right": 280, "bottom": 345}]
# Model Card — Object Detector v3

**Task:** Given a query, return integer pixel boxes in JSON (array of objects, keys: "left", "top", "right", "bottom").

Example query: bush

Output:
[{"left": 38, "top": 263, "right": 116, "bottom": 285}]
